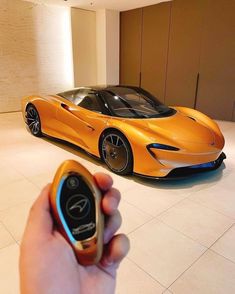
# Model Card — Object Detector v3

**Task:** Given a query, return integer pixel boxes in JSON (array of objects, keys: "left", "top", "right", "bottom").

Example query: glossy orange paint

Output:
[{"left": 22, "top": 94, "right": 225, "bottom": 178}]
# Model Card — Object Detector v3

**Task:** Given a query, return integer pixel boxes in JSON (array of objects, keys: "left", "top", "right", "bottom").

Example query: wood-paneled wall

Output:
[
  {"left": 196, "top": 0, "right": 235, "bottom": 121},
  {"left": 165, "top": 0, "right": 206, "bottom": 108},
  {"left": 120, "top": 0, "right": 235, "bottom": 121},
  {"left": 120, "top": 8, "right": 142, "bottom": 86},
  {"left": 141, "top": 3, "right": 171, "bottom": 100}
]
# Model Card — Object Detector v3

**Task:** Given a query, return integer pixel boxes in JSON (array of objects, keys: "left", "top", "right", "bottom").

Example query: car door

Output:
[
  {"left": 56, "top": 89, "right": 108, "bottom": 155},
  {"left": 76, "top": 92, "right": 110, "bottom": 155}
]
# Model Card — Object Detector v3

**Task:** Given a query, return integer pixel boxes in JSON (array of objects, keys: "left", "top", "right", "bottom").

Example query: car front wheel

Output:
[{"left": 101, "top": 130, "right": 133, "bottom": 175}]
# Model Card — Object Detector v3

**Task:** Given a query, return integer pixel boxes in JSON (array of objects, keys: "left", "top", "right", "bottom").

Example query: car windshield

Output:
[
  {"left": 57, "top": 89, "right": 82, "bottom": 104},
  {"left": 100, "top": 87, "right": 175, "bottom": 118}
]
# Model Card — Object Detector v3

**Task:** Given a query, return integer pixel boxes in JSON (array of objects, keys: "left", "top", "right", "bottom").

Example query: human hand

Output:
[{"left": 19, "top": 173, "right": 130, "bottom": 294}]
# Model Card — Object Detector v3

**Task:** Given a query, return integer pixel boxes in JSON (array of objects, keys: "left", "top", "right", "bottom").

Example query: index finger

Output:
[{"left": 94, "top": 172, "right": 113, "bottom": 192}]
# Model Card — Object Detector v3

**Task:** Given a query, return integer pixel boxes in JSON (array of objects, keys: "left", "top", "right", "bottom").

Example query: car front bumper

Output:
[{"left": 134, "top": 152, "right": 226, "bottom": 179}]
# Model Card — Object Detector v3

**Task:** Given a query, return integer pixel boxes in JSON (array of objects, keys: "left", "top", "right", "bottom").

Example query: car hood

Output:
[{"left": 122, "top": 112, "right": 215, "bottom": 145}]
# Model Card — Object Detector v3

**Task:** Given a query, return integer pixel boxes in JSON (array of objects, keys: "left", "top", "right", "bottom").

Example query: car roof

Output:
[{"left": 58, "top": 85, "right": 139, "bottom": 94}]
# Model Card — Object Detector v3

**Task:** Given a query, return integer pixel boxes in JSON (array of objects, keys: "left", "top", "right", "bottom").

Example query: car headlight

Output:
[
  {"left": 147, "top": 143, "right": 179, "bottom": 159},
  {"left": 147, "top": 143, "right": 179, "bottom": 152}
]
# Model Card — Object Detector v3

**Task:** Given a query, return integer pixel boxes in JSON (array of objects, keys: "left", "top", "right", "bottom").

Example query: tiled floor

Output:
[{"left": 0, "top": 112, "right": 234, "bottom": 293}]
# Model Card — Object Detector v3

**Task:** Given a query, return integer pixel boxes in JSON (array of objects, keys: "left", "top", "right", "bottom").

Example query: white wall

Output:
[
  {"left": 106, "top": 10, "right": 120, "bottom": 85},
  {"left": 71, "top": 8, "right": 97, "bottom": 86},
  {"left": 0, "top": 1, "right": 120, "bottom": 112},
  {"left": 0, "top": 0, "right": 74, "bottom": 112},
  {"left": 96, "top": 9, "right": 107, "bottom": 85},
  {"left": 96, "top": 9, "right": 120, "bottom": 85}
]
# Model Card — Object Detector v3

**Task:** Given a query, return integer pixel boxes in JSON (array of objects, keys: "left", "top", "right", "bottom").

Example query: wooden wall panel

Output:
[
  {"left": 165, "top": 0, "right": 205, "bottom": 107},
  {"left": 196, "top": 0, "right": 235, "bottom": 120},
  {"left": 232, "top": 102, "right": 235, "bottom": 122},
  {"left": 119, "top": 0, "right": 235, "bottom": 120},
  {"left": 120, "top": 9, "right": 142, "bottom": 86},
  {"left": 141, "top": 2, "right": 171, "bottom": 102}
]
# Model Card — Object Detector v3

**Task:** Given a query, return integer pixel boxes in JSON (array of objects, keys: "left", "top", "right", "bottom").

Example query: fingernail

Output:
[
  {"left": 105, "top": 257, "right": 113, "bottom": 267},
  {"left": 104, "top": 231, "right": 110, "bottom": 244},
  {"left": 109, "top": 197, "right": 118, "bottom": 210}
]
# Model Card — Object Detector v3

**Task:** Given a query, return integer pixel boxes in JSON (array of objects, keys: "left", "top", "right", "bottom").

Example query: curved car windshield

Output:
[
  {"left": 57, "top": 89, "right": 83, "bottom": 105},
  {"left": 101, "top": 87, "right": 175, "bottom": 118}
]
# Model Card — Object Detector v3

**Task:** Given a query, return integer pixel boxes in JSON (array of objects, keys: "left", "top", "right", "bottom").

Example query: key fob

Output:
[{"left": 50, "top": 160, "right": 104, "bottom": 266}]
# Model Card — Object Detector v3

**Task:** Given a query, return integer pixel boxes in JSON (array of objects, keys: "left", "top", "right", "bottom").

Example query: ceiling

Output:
[{"left": 25, "top": 0, "right": 170, "bottom": 11}]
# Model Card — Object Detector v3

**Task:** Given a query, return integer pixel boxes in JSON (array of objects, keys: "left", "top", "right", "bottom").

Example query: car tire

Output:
[
  {"left": 26, "top": 104, "right": 42, "bottom": 137},
  {"left": 101, "top": 130, "right": 133, "bottom": 175}
]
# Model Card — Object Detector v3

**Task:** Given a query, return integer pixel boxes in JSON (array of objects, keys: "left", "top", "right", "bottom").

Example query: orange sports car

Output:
[{"left": 22, "top": 86, "right": 226, "bottom": 178}]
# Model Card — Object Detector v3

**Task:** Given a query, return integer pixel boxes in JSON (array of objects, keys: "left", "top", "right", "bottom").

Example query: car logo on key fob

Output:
[
  {"left": 69, "top": 198, "right": 88, "bottom": 212},
  {"left": 66, "top": 195, "right": 90, "bottom": 220}
]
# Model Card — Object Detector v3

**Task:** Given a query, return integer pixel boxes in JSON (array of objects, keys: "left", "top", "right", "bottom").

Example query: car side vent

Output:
[{"left": 187, "top": 116, "right": 196, "bottom": 121}]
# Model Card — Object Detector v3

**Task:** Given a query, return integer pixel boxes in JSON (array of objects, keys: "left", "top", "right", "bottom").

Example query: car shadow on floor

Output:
[
  {"left": 42, "top": 134, "right": 226, "bottom": 191},
  {"left": 41, "top": 135, "right": 105, "bottom": 167}
]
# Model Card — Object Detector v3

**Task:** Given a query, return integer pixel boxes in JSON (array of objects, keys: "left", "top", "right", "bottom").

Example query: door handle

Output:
[
  {"left": 86, "top": 125, "right": 95, "bottom": 131},
  {"left": 61, "top": 103, "right": 70, "bottom": 111}
]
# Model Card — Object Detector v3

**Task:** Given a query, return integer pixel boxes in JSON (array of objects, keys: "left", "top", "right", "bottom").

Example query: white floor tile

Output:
[
  {"left": 128, "top": 219, "right": 206, "bottom": 287},
  {"left": 118, "top": 200, "right": 153, "bottom": 235},
  {"left": 211, "top": 224, "right": 235, "bottom": 263},
  {"left": 189, "top": 182, "right": 235, "bottom": 219},
  {"left": 0, "top": 244, "right": 20, "bottom": 294},
  {"left": 0, "top": 201, "right": 32, "bottom": 242},
  {"left": 0, "top": 179, "right": 39, "bottom": 211},
  {"left": 216, "top": 120, "right": 235, "bottom": 133},
  {"left": 170, "top": 250, "right": 235, "bottom": 294},
  {"left": 159, "top": 199, "right": 234, "bottom": 247},
  {"left": 116, "top": 258, "right": 165, "bottom": 294},
  {"left": 0, "top": 223, "right": 15, "bottom": 249},
  {"left": 0, "top": 162, "right": 25, "bottom": 188},
  {"left": 121, "top": 186, "right": 187, "bottom": 217},
  {"left": 26, "top": 172, "right": 54, "bottom": 189}
]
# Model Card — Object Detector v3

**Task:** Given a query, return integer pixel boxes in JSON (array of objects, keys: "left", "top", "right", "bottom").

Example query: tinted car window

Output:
[
  {"left": 78, "top": 94, "right": 102, "bottom": 113},
  {"left": 58, "top": 89, "right": 102, "bottom": 113},
  {"left": 100, "top": 87, "right": 175, "bottom": 118}
]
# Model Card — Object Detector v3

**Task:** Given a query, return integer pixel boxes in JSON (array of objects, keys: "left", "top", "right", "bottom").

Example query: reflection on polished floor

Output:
[{"left": 0, "top": 112, "right": 235, "bottom": 293}]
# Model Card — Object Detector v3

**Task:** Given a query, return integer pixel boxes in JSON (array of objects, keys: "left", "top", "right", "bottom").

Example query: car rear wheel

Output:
[
  {"left": 101, "top": 130, "right": 133, "bottom": 175},
  {"left": 26, "top": 105, "right": 42, "bottom": 137}
]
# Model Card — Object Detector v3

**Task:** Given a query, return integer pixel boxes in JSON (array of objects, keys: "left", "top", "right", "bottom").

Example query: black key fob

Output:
[{"left": 50, "top": 160, "right": 104, "bottom": 265}]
